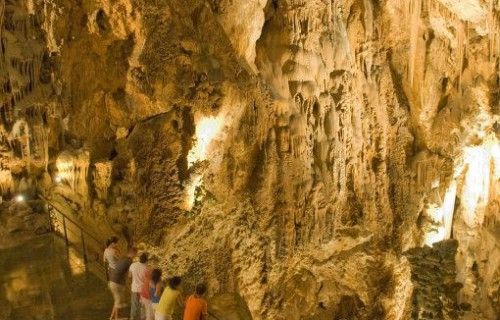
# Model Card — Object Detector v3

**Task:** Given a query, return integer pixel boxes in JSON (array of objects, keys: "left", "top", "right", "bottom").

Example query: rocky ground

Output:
[{"left": 0, "top": 200, "right": 50, "bottom": 249}]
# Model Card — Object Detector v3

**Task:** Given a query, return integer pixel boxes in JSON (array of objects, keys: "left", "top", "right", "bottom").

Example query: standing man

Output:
[
  {"left": 108, "top": 247, "right": 137, "bottom": 320},
  {"left": 183, "top": 283, "right": 208, "bottom": 320},
  {"left": 129, "top": 252, "right": 150, "bottom": 320}
]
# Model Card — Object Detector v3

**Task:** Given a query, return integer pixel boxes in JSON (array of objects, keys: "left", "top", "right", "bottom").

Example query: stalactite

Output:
[
  {"left": 408, "top": 0, "right": 422, "bottom": 87},
  {"left": 457, "top": 22, "right": 465, "bottom": 94},
  {"left": 489, "top": 1, "right": 500, "bottom": 65},
  {"left": 428, "top": 0, "right": 460, "bottom": 23}
]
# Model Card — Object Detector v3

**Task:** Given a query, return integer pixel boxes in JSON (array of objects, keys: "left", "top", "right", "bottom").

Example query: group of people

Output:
[{"left": 103, "top": 236, "right": 209, "bottom": 320}]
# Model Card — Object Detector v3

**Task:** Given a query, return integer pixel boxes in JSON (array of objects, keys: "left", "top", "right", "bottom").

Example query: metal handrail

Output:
[
  {"left": 39, "top": 194, "right": 107, "bottom": 278},
  {"left": 39, "top": 194, "right": 103, "bottom": 245},
  {"left": 38, "top": 195, "right": 224, "bottom": 319}
]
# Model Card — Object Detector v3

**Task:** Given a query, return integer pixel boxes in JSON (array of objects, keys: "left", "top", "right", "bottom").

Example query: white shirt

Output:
[
  {"left": 104, "top": 247, "right": 118, "bottom": 269},
  {"left": 129, "top": 261, "right": 148, "bottom": 292}
]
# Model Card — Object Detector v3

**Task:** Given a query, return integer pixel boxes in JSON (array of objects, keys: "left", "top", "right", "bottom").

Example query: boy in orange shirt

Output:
[{"left": 183, "top": 283, "right": 208, "bottom": 320}]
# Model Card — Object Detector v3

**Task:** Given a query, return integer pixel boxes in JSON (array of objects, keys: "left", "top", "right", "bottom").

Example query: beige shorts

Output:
[
  {"left": 108, "top": 282, "right": 127, "bottom": 309},
  {"left": 155, "top": 312, "right": 173, "bottom": 320}
]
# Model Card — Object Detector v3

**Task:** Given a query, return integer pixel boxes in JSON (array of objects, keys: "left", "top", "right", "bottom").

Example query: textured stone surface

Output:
[
  {"left": 0, "top": 0, "right": 499, "bottom": 319},
  {"left": 0, "top": 234, "right": 112, "bottom": 320},
  {"left": 404, "top": 239, "right": 464, "bottom": 320}
]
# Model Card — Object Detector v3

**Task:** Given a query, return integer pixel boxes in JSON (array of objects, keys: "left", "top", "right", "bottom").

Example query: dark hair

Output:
[
  {"left": 169, "top": 276, "right": 182, "bottom": 289},
  {"left": 151, "top": 269, "right": 162, "bottom": 284},
  {"left": 139, "top": 253, "right": 148, "bottom": 263},
  {"left": 106, "top": 236, "right": 119, "bottom": 247},
  {"left": 195, "top": 283, "right": 207, "bottom": 295}
]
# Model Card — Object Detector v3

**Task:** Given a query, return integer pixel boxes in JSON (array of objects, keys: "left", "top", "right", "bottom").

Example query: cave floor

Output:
[{"left": 0, "top": 234, "right": 112, "bottom": 320}]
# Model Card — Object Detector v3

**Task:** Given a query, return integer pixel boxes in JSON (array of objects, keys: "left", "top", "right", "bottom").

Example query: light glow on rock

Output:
[
  {"left": 187, "top": 116, "right": 224, "bottom": 169},
  {"left": 56, "top": 159, "right": 73, "bottom": 180},
  {"left": 460, "top": 137, "right": 500, "bottom": 227},
  {"left": 5, "top": 268, "right": 29, "bottom": 302},
  {"left": 423, "top": 135, "right": 499, "bottom": 246},
  {"left": 461, "top": 145, "right": 491, "bottom": 226},
  {"left": 423, "top": 181, "right": 457, "bottom": 246},
  {"left": 184, "top": 115, "right": 225, "bottom": 210},
  {"left": 184, "top": 175, "right": 202, "bottom": 211},
  {"left": 68, "top": 247, "right": 86, "bottom": 275}
]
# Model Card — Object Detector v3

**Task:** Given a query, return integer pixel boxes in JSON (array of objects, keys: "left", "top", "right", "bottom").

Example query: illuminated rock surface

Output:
[
  {"left": 0, "top": 234, "right": 111, "bottom": 320},
  {"left": 0, "top": 0, "right": 498, "bottom": 319}
]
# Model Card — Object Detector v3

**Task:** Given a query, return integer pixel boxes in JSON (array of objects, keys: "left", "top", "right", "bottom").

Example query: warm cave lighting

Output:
[
  {"left": 187, "top": 116, "right": 224, "bottom": 168},
  {"left": 184, "top": 115, "right": 224, "bottom": 210},
  {"left": 423, "top": 182, "right": 457, "bottom": 247},
  {"left": 185, "top": 175, "right": 202, "bottom": 210},
  {"left": 54, "top": 175, "right": 62, "bottom": 183},
  {"left": 423, "top": 135, "right": 500, "bottom": 246},
  {"left": 15, "top": 194, "right": 25, "bottom": 203}
]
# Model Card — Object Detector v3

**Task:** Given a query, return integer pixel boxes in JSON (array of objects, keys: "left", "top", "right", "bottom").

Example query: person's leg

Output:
[
  {"left": 108, "top": 282, "right": 118, "bottom": 320},
  {"left": 147, "top": 300, "right": 154, "bottom": 320},
  {"left": 115, "top": 284, "right": 127, "bottom": 320},
  {"left": 116, "top": 284, "right": 124, "bottom": 320},
  {"left": 129, "top": 293, "right": 135, "bottom": 320},
  {"left": 140, "top": 297, "right": 154, "bottom": 320},
  {"left": 130, "top": 292, "right": 141, "bottom": 320},
  {"left": 138, "top": 294, "right": 145, "bottom": 320},
  {"left": 154, "top": 312, "right": 166, "bottom": 320}
]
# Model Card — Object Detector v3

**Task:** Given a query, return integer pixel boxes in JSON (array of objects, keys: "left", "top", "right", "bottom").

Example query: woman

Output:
[
  {"left": 139, "top": 266, "right": 154, "bottom": 320},
  {"left": 103, "top": 236, "right": 120, "bottom": 271},
  {"left": 149, "top": 269, "right": 164, "bottom": 310},
  {"left": 155, "top": 276, "right": 183, "bottom": 320},
  {"left": 103, "top": 236, "right": 120, "bottom": 320},
  {"left": 140, "top": 268, "right": 164, "bottom": 320}
]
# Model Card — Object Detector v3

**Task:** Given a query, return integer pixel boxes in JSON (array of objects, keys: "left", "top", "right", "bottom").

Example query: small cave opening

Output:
[{"left": 95, "top": 9, "right": 110, "bottom": 34}]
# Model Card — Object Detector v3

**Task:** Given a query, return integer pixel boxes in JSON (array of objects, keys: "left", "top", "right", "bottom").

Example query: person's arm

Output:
[
  {"left": 103, "top": 251, "right": 110, "bottom": 273},
  {"left": 155, "top": 281, "right": 163, "bottom": 297},
  {"left": 128, "top": 263, "right": 133, "bottom": 278},
  {"left": 112, "top": 248, "right": 120, "bottom": 262},
  {"left": 201, "top": 300, "right": 208, "bottom": 320}
]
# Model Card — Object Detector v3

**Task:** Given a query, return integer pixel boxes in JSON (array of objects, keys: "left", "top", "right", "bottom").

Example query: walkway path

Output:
[
  {"left": 0, "top": 234, "right": 111, "bottom": 320},
  {"left": 0, "top": 199, "right": 252, "bottom": 320}
]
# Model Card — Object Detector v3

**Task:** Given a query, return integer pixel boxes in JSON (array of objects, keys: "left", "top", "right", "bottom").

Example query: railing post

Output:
[
  {"left": 62, "top": 215, "right": 69, "bottom": 246},
  {"left": 38, "top": 195, "right": 110, "bottom": 280},
  {"left": 81, "top": 230, "right": 88, "bottom": 266}
]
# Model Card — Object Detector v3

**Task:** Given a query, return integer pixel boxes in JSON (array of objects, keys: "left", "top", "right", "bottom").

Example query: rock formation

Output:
[{"left": 0, "top": 0, "right": 498, "bottom": 319}]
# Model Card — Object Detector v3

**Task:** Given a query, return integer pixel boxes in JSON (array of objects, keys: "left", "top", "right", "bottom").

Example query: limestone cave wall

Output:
[{"left": 0, "top": 0, "right": 499, "bottom": 319}]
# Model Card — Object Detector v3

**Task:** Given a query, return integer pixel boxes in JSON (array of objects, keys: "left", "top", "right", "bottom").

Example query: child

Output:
[
  {"left": 155, "top": 276, "right": 183, "bottom": 320},
  {"left": 183, "top": 283, "right": 208, "bottom": 320}
]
